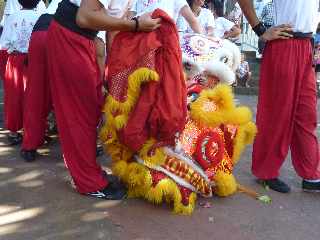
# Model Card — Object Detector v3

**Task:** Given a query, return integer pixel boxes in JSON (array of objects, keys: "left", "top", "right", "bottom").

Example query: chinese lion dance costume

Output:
[{"left": 100, "top": 10, "right": 257, "bottom": 215}]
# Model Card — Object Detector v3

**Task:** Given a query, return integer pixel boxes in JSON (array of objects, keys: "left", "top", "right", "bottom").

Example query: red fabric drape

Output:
[{"left": 107, "top": 9, "right": 187, "bottom": 151}]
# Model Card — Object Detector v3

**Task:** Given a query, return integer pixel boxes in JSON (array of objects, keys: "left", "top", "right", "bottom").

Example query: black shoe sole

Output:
[
  {"left": 86, "top": 192, "right": 127, "bottom": 201},
  {"left": 20, "top": 150, "right": 38, "bottom": 162}
]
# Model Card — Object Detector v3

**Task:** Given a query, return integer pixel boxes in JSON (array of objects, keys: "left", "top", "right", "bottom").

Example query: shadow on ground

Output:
[{"left": 0, "top": 95, "right": 319, "bottom": 240}]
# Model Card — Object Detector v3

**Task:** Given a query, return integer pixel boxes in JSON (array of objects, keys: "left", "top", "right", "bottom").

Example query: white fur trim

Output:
[{"left": 204, "top": 61, "right": 235, "bottom": 85}]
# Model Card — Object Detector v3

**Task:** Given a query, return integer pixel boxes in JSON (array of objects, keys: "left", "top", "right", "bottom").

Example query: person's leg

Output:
[
  {"left": 244, "top": 72, "right": 251, "bottom": 87},
  {"left": 0, "top": 49, "right": 8, "bottom": 80},
  {"left": 47, "top": 22, "right": 125, "bottom": 199},
  {"left": 252, "top": 40, "right": 301, "bottom": 192},
  {"left": 46, "top": 21, "right": 108, "bottom": 194},
  {"left": 4, "top": 54, "right": 27, "bottom": 145},
  {"left": 290, "top": 40, "right": 320, "bottom": 184},
  {"left": 22, "top": 31, "right": 52, "bottom": 161},
  {"left": 94, "top": 37, "right": 106, "bottom": 81}
]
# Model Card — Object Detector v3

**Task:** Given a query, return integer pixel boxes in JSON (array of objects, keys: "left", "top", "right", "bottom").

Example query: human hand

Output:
[
  {"left": 261, "top": 24, "right": 293, "bottom": 41},
  {"left": 138, "top": 12, "right": 161, "bottom": 32}
]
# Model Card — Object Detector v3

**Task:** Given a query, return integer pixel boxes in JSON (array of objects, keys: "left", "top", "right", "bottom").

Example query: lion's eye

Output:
[{"left": 220, "top": 57, "right": 228, "bottom": 63}]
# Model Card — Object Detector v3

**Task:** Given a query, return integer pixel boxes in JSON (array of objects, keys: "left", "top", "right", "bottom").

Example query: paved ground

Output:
[{"left": 0, "top": 95, "right": 320, "bottom": 240}]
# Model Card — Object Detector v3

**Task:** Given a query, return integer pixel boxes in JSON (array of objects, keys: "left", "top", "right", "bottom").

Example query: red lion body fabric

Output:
[{"left": 107, "top": 10, "right": 187, "bottom": 151}]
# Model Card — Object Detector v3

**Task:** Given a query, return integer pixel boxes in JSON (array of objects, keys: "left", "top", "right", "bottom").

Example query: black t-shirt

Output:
[{"left": 33, "top": 14, "right": 54, "bottom": 32}]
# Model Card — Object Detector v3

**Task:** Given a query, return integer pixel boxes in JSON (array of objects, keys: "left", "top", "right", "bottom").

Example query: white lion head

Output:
[{"left": 180, "top": 33, "right": 241, "bottom": 88}]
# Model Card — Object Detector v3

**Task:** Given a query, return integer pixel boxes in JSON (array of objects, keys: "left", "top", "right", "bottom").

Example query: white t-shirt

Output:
[
  {"left": 107, "top": 0, "right": 134, "bottom": 18},
  {"left": 1, "top": 0, "right": 45, "bottom": 26},
  {"left": 70, "top": 0, "right": 130, "bottom": 43},
  {"left": 71, "top": 0, "right": 132, "bottom": 17},
  {"left": 0, "top": 10, "right": 41, "bottom": 52},
  {"left": 3, "top": 0, "right": 46, "bottom": 14},
  {"left": 213, "top": 17, "right": 235, "bottom": 38},
  {"left": 177, "top": 7, "right": 215, "bottom": 35},
  {"left": 273, "top": 0, "right": 320, "bottom": 33},
  {"left": 131, "top": 0, "right": 188, "bottom": 23}
]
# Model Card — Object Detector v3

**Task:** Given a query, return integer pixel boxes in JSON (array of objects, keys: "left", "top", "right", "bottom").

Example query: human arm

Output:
[
  {"left": 219, "top": 18, "right": 240, "bottom": 39},
  {"left": 223, "top": 25, "right": 241, "bottom": 39},
  {"left": 76, "top": 0, "right": 161, "bottom": 32},
  {"left": 206, "top": 9, "right": 215, "bottom": 36},
  {"left": 207, "top": 26, "right": 214, "bottom": 36},
  {"left": 237, "top": 0, "right": 293, "bottom": 41},
  {"left": 180, "top": 5, "right": 203, "bottom": 34}
]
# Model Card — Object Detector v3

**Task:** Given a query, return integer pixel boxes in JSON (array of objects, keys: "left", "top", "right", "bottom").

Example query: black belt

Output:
[
  {"left": 285, "top": 31, "right": 313, "bottom": 39},
  {"left": 54, "top": 0, "right": 98, "bottom": 40}
]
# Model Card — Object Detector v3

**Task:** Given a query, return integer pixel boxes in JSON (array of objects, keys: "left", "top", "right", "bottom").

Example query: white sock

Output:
[{"left": 304, "top": 179, "right": 320, "bottom": 183}]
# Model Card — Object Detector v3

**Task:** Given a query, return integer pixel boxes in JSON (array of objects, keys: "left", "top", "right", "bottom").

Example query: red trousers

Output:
[
  {"left": 4, "top": 53, "right": 28, "bottom": 132},
  {"left": 46, "top": 21, "right": 107, "bottom": 194},
  {"left": 0, "top": 50, "right": 8, "bottom": 80},
  {"left": 252, "top": 39, "right": 320, "bottom": 180},
  {"left": 22, "top": 31, "right": 52, "bottom": 150}
]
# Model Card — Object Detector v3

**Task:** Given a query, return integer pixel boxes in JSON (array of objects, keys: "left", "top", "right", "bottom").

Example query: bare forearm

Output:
[
  {"left": 180, "top": 5, "right": 204, "bottom": 34},
  {"left": 237, "top": 0, "right": 260, "bottom": 27},
  {"left": 189, "top": 19, "right": 203, "bottom": 34},
  {"left": 77, "top": 8, "right": 135, "bottom": 31}
]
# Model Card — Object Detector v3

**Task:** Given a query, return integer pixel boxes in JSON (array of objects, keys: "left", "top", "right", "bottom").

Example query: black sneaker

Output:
[
  {"left": 87, "top": 184, "right": 127, "bottom": 200},
  {"left": 258, "top": 178, "right": 291, "bottom": 193},
  {"left": 302, "top": 180, "right": 320, "bottom": 193},
  {"left": 102, "top": 171, "right": 125, "bottom": 189},
  {"left": 44, "top": 135, "right": 53, "bottom": 145},
  {"left": 20, "top": 149, "right": 37, "bottom": 162},
  {"left": 8, "top": 133, "right": 23, "bottom": 146}
]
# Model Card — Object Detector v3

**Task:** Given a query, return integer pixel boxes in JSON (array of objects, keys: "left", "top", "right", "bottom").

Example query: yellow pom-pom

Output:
[{"left": 213, "top": 171, "right": 238, "bottom": 197}]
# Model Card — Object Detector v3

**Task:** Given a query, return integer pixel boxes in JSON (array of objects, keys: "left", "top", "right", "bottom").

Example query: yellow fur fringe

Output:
[
  {"left": 138, "top": 139, "right": 167, "bottom": 167},
  {"left": 190, "top": 84, "right": 252, "bottom": 128},
  {"left": 113, "top": 160, "right": 196, "bottom": 215},
  {"left": 232, "top": 121, "right": 257, "bottom": 164},
  {"left": 213, "top": 171, "right": 238, "bottom": 197}
]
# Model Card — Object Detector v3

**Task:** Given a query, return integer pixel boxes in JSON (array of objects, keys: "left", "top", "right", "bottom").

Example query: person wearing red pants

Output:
[
  {"left": 0, "top": 0, "right": 42, "bottom": 145},
  {"left": 21, "top": 0, "right": 62, "bottom": 162},
  {"left": 238, "top": 0, "right": 320, "bottom": 193},
  {"left": 46, "top": 0, "right": 161, "bottom": 200},
  {"left": 0, "top": 50, "right": 9, "bottom": 81}
]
